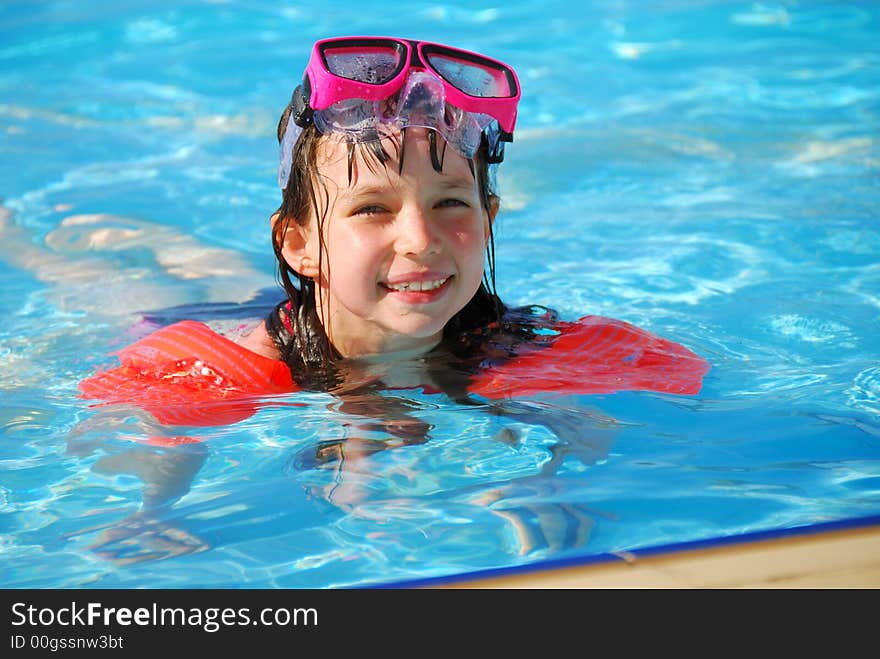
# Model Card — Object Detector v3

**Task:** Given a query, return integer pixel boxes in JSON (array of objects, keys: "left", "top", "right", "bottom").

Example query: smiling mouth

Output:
[{"left": 381, "top": 276, "right": 451, "bottom": 293}]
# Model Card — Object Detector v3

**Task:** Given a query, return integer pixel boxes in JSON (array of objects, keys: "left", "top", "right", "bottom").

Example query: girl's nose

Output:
[{"left": 394, "top": 206, "right": 440, "bottom": 257}]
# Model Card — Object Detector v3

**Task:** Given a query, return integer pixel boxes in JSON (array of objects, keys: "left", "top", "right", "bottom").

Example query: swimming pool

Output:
[{"left": 1, "top": 0, "right": 878, "bottom": 588}]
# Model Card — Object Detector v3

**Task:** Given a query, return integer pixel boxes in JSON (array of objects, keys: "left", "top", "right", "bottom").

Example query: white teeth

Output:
[{"left": 386, "top": 277, "right": 448, "bottom": 292}]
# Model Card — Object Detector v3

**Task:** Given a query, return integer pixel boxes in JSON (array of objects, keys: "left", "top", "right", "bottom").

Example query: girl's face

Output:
[{"left": 287, "top": 128, "right": 495, "bottom": 359}]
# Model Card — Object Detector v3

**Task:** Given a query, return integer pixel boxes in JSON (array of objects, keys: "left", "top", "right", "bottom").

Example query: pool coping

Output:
[{"left": 375, "top": 513, "right": 880, "bottom": 588}]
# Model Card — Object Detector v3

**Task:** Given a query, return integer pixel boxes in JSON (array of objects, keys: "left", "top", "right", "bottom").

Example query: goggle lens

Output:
[
  {"left": 322, "top": 44, "right": 402, "bottom": 84},
  {"left": 425, "top": 51, "right": 514, "bottom": 98}
]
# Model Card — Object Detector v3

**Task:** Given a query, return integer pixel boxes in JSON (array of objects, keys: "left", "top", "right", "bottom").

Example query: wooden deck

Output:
[{"left": 439, "top": 522, "right": 880, "bottom": 588}]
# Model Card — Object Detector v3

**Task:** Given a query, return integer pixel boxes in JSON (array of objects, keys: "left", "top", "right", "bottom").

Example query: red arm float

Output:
[
  {"left": 79, "top": 320, "right": 295, "bottom": 426},
  {"left": 467, "top": 316, "right": 710, "bottom": 398}
]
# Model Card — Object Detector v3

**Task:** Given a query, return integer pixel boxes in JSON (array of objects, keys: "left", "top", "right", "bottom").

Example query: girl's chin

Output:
[
  {"left": 375, "top": 314, "right": 450, "bottom": 343},
  {"left": 385, "top": 322, "right": 447, "bottom": 343}
]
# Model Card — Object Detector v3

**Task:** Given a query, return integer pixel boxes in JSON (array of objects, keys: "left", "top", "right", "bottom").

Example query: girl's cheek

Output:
[{"left": 454, "top": 224, "right": 487, "bottom": 248}]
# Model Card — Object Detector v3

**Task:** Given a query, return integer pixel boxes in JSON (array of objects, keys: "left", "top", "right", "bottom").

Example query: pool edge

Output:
[{"left": 379, "top": 514, "right": 880, "bottom": 588}]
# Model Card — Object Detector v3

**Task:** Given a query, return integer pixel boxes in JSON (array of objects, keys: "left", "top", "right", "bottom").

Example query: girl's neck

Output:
[
  {"left": 329, "top": 331, "right": 443, "bottom": 362},
  {"left": 346, "top": 341, "right": 440, "bottom": 363}
]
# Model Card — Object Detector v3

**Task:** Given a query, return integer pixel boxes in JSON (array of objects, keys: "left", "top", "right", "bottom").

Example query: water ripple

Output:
[{"left": 847, "top": 367, "right": 880, "bottom": 415}]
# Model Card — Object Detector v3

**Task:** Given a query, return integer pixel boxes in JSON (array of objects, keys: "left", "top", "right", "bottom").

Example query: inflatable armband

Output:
[
  {"left": 468, "top": 316, "right": 709, "bottom": 398},
  {"left": 79, "top": 320, "right": 295, "bottom": 426}
]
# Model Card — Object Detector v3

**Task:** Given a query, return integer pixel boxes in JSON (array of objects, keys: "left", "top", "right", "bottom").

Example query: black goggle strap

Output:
[
  {"left": 485, "top": 126, "right": 513, "bottom": 164},
  {"left": 291, "top": 76, "right": 314, "bottom": 129}
]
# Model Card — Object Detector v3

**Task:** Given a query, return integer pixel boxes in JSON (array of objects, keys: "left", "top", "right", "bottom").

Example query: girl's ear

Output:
[{"left": 272, "top": 212, "right": 319, "bottom": 279}]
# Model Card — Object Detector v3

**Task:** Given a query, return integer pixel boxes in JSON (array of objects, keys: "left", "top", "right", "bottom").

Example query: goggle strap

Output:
[
  {"left": 292, "top": 79, "right": 313, "bottom": 128},
  {"left": 278, "top": 82, "right": 312, "bottom": 188},
  {"left": 484, "top": 127, "right": 513, "bottom": 164}
]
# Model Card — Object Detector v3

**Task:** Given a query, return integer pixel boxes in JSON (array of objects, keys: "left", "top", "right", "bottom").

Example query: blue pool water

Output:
[{"left": 1, "top": 1, "right": 878, "bottom": 588}]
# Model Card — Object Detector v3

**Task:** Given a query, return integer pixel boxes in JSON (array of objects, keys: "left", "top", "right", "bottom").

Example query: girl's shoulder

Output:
[{"left": 235, "top": 318, "right": 282, "bottom": 360}]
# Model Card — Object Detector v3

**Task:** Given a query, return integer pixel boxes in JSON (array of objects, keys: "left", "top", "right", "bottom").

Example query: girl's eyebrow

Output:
[
  {"left": 437, "top": 177, "right": 475, "bottom": 191},
  {"left": 343, "top": 177, "right": 474, "bottom": 200},
  {"left": 341, "top": 185, "right": 394, "bottom": 201}
]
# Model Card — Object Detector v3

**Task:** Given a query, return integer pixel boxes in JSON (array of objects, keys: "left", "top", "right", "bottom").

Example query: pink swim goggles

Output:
[{"left": 279, "top": 36, "right": 521, "bottom": 187}]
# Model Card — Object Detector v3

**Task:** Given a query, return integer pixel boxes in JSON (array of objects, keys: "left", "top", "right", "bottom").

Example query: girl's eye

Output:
[
  {"left": 354, "top": 205, "right": 388, "bottom": 216},
  {"left": 437, "top": 198, "right": 469, "bottom": 209}
]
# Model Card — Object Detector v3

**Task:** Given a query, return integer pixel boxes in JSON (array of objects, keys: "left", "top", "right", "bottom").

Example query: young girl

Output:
[
  {"left": 76, "top": 36, "right": 710, "bottom": 560},
  {"left": 81, "top": 35, "right": 709, "bottom": 417}
]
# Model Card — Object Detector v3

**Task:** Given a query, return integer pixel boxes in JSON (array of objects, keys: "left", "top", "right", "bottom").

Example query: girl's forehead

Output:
[{"left": 315, "top": 129, "right": 476, "bottom": 188}]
